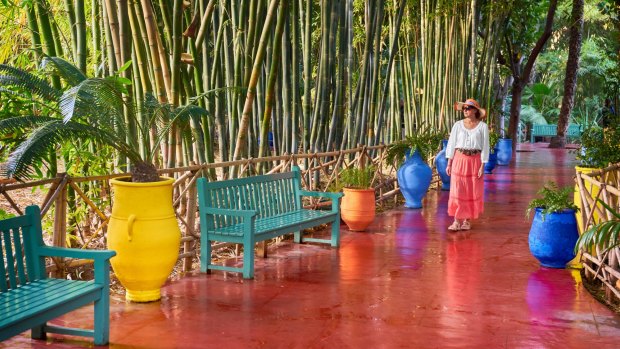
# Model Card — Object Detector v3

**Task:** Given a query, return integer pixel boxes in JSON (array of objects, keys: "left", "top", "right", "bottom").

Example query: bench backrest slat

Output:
[
  {"left": 197, "top": 169, "right": 302, "bottom": 228},
  {"left": 533, "top": 124, "right": 582, "bottom": 135},
  {"left": 0, "top": 206, "right": 46, "bottom": 292}
]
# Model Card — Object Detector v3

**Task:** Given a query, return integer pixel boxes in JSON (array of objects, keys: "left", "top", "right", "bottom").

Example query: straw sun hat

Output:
[{"left": 454, "top": 98, "right": 487, "bottom": 119}]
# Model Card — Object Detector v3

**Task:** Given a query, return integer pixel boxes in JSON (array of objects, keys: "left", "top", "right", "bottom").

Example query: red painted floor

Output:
[{"left": 3, "top": 143, "right": 620, "bottom": 348}]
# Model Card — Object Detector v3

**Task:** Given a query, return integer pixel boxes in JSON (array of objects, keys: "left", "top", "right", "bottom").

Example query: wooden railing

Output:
[
  {"left": 0, "top": 145, "right": 441, "bottom": 275},
  {"left": 575, "top": 163, "right": 620, "bottom": 301}
]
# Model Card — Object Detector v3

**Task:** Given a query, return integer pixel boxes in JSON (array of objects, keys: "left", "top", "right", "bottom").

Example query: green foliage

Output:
[
  {"left": 526, "top": 181, "right": 579, "bottom": 219},
  {"left": 386, "top": 125, "right": 443, "bottom": 166},
  {"left": 489, "top": 130, "right": 500, "bottom": 150},
  {"left": 519, "top": 105, "right": 549, "bottom": 125},
  {"left": 333, "top": 166, "right": 375, "bottom": 191},
  {"left": 576, "top": 123, "right": 620, "bottom": 168},
  {"left": 575, "top": 199, "right": 620, "bottom": 254},
  {"left": 522, "top": 82, "right": 558, "bottom": 122},
  {"left": 0, "top": 208, "right": 14, "bottom": 220},
  {"left": 0, "top": 58, "right": 210, "bottom": 182}
]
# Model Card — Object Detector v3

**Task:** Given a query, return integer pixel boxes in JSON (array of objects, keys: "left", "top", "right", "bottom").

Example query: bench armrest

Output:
[
  {"left": 299, "top": 190, "right": 343, "bottom": 200},
  {"left": 299, "top": 190, "right": 342, "bottom": 212},
  {"left": 38, "top": 246, "right": 116, "bottom": 284},
  {"left": 202, "top": 207, "right": 257, "bottom": 219},
  {"left": 38, "top": 246, "right": 116, "bottom": 261}
]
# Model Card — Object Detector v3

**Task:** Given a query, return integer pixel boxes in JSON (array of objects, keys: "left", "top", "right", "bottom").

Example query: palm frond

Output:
[
  {"left": 7, "top": 120, "right": 141, "bottom": 179},
  {"left": 0, "top": 116, "right": 59, "bottom": 134},
  {"left": 40, "top": 57, "right": 87, "bottom": 86},
  {"left": 147, "top": 104, "right": 210, "bottom": 163},
  {"left": 575, "top": 198, "right": 620, "bottom": 254},
  {"left": 0, "top": 64, "right": 61, "bottom": 100},
  {"left": 59, "top": 78, "right": 126, "bottom": 128}
]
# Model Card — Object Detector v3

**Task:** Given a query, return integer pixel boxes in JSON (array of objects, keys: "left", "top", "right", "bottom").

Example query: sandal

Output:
[
  {"left": 448, "top": 221, "right": 460, "bottom": 231},
  {"left": 461, "top": 221, "right": 471, "bottom": 230}
]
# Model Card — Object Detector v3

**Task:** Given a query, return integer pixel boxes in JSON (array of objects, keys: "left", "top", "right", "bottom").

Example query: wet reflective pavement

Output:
[{"left": 3, "top": 143, "right": 620, "bottom": 348}]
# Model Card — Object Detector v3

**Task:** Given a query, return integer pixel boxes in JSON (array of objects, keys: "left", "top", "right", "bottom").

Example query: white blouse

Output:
[{"left": 445, "top": 120, "right": 490, "bottom": 163}]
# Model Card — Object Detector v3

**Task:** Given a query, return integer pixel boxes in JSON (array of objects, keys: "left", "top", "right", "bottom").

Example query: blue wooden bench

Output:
[
  {"left": 531, "top": 124, "right": 582, "bottom": 143},
  {"left": 197, "top": 166, "right": 343, "bottom": 279},
  {"left": 0, "top": 206, "right": 115, "bottom": 345}
]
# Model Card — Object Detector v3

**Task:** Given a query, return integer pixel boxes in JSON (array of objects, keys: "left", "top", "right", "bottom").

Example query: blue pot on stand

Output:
[
  {"left": 496, "top": 138, "right": 513, "bottom": 165},
  {"left": 484, "top": 148, "right": 498, "bottom": 174},
  {"left": 528, "top": 208, "right": 579, "bottom": 268},
  {"left": 398, "top": 149, "right": 433, "bottom": 209},
  {"left": 434, "top": 140, "right": 450, "bottom": 191}
]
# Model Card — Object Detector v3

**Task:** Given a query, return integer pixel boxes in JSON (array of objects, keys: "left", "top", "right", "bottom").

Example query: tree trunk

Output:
[
  {"left": 507, "top": 0, "right": 558, "bottom": 153},
  {"left": 550, "top": 0, "right": 584, "bottom": 149},
  {"left": 509, "top": 78, "right": 524, "bottom": 144}
]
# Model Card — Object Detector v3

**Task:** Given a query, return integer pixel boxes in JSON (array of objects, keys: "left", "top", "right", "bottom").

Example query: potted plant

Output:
[
  {"left": 526, "top": 182, "right": 580, "bottom": 268},
  {"left": 484, "top": 130, "right": 500, "bottom": 174},
  {"left": 387, "top": 126, "right": 442, "bottom": 208},
  {"left": 0, "top": 59, "right": 205, "bottom": 302},
  {"left": 335, "top": 166, "right": 376, "bottom": 231},
  {"left": 496, "top": 135, "right": 512, "bottom": 166}
]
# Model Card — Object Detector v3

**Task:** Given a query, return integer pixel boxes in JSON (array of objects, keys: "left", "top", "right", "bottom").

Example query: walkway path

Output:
[{"left": 3, "top": 143, "right": 620, "bottom": 348}]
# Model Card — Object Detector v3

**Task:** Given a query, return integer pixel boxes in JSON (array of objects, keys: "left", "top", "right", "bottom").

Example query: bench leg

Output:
[
  {"left": 293, "top": 230, "right": 302, "bottom": 243},
  {"left": 93, "top": 291, "right": 110, "bottom": 345},
  {"left": 31, "top": 324, "right": 46, "bottom": 340},
  {"left": 242, "top": 243, "right": 255, "bottom": 279},
  {"left": 200, "top": 238, "right": 212, "bottom": 273},
  {"left": 331, "top": 220, "right": 340, "bottom": 247}
]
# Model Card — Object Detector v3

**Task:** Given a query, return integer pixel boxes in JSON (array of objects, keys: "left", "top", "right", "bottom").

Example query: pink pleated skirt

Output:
[{"left": 447, "top": 151, "right": 484, "bottom": 220}]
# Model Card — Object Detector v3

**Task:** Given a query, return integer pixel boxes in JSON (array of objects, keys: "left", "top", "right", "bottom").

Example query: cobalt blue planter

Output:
[
  {"left": 398, "top": 149, "right": 432, "bottom": 209},
  {"left": 434, "top": 140, "right": 450, "bottom": 191},
  {"left": 484, "top": 148, "right": 498, "bottom": 174},
  {"left": 496, "top": 138, "right": 513, "bottom": 165},
  {"left": 528, "top": 208, "right": 579, "bottom": 268}
]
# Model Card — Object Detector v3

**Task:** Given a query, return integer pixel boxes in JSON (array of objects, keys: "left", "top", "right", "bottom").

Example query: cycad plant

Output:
[
  {"left": 386, "top": 125, "right": 444, "bottom": 167},
  {"left": 0, "top": 58, "right": 208, "bottom": 182}
]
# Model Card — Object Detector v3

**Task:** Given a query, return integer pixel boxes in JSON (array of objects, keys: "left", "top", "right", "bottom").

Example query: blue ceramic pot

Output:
[
  {"left": 398, "top": 149, "right": 432, "bottom": 209},
  {"left": 434, "top": 140, "right": 450, "bottom": 191},
  {"left": 484, "top": 148, "right": 498, "bottom": 174},
  {"left": 497, "top": 138, "right": 513, "bottom": 165},
  {"left": 528, "top": 208, "right": 579, "bottom": 268}
]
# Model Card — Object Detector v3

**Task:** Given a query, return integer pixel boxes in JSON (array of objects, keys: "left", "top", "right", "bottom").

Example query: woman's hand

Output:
[
  {"left": 446, "top": 161, "right": 452, "bottom": 176},
  {"left": 478, "top": 164, "right": 484, "bottom": 178}
]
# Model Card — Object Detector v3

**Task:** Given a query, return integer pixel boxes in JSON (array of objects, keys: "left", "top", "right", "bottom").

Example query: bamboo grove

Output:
[{"left": 1, "top": 0, "right": 513, "bottom": 177}]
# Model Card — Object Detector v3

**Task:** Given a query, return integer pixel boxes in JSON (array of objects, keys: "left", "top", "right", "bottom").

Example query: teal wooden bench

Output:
[
  {"left": 197, "top": 166, "right": 343, "bottom": 279},
  {"left": 0, "top": 206, "right": 116, "bottom": 345},
  {"left": 531, "top": 124, "right": 582, "bottom": 143}
]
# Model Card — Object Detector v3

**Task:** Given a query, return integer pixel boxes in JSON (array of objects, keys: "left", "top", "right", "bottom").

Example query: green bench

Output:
[
  {"left": 197, "top": 166, "right": 343, "bottom": 279},
  {"left": 0, "top": 206, "right": 115, "bottom": 345},
  {"left": 531, "top": 124, "right": 582, "bottom": 143}
]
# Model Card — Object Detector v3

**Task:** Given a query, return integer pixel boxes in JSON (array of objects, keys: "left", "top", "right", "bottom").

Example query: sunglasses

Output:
[{"left": 462, "top": 106, "right": 475, "bottom": 111}]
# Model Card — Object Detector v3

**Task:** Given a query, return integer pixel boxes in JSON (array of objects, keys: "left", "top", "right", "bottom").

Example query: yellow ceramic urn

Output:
[{"left": 107, "top": 177, "right": 181, "bottom": 302}]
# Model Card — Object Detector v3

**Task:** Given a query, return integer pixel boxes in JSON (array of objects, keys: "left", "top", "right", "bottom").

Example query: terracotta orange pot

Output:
[{"left": 341, "top": 188, "right": 376, "bottom": 231}]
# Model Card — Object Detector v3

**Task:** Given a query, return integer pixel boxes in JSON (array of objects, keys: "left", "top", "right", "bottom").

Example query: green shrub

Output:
[
  {"left": 333, "top": 166, "right": 375, "bottom": 190},
  {"left": 577, "top": 124, "right": 620, "bottom": 168},
  {"left": 526, "top": 181, "right": 579, "bottom": 219}
]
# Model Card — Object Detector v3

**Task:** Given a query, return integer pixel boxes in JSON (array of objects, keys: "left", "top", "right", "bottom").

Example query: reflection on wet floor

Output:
[{"left": 2, "top": 143, "right": 619, "bottom": 348}]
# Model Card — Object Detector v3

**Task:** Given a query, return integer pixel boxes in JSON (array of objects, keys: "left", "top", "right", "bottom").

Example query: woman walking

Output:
[{"left": 445, "top": 99, "right": 490, "bottom": 231}]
